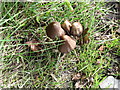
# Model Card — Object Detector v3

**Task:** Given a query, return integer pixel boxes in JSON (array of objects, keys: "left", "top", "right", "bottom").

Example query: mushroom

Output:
[
  {"left": 58, "top": 35, "right": 76, "bottom": 53},
  {"left": 46, "top": 22, "right": 65, "bottom": 39},
  {"left": 61, "top": 20, "right": 72, "bottom": 35},
  {"left": 70, "top": 22, "right": 83, "bottom": 36},
  {"left": 25, "top": 40, "right": 41, "bottom": 52}
]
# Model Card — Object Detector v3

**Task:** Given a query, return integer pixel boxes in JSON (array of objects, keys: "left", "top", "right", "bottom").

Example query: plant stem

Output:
[{"left": 64, "top": 0, "right": 73, "bottom": 11}]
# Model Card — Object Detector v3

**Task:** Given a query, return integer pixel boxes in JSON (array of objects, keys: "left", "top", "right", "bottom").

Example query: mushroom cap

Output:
[
  {"left": 58, "top": 35, "right": 76, "bottom": 53},
  {"left": 46, "top": 22, "right": 65, "bottom": 39},
  {"left": 70, "top": 22, "right": 83, "bottom": 36},
  {"left": 61, "top": 20, "right": 72, "bottom": 34}
]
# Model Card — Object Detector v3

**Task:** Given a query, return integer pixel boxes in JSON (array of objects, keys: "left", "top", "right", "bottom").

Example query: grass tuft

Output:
[{"left": 0, "top": 2, "right": 119, "bottom": 88}]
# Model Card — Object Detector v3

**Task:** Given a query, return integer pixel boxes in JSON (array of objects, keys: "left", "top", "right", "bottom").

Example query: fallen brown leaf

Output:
[
  {"left": 77, "top": 28, "right": 90, "bottom": 45},
  {"left": 75, "top": 81, "right": 82, "bottom": 88},
  {"left": 83, "top": 33, "right": 90, "bottom": 44},
  {"left": 72, "top": 73, "right": 81, "bottom": 81},
  {"left": 98, "top": 45, "right": 104, "bottom": 51}
]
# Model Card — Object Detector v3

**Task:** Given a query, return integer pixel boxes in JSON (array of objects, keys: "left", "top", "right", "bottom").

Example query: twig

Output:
[
  {"left": 61, "top": 53, "right": 67, "bottom": 60},
  {"left": 50, "top": 73, "right": 59, "bottom": 82}
]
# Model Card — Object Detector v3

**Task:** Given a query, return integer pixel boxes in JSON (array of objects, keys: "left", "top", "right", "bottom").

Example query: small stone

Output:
[{"left": 99, "top": 76, "right": 120, "bottom": 88}]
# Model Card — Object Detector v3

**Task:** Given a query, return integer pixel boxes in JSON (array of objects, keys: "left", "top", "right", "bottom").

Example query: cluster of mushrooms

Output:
[{"left": 46, "top": 20, "right": 90, "bottom": 53}]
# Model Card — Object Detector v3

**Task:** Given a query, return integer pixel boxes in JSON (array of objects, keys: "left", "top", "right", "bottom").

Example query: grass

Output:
[{"left": 0, "top": 1, "right": 120, "bottom": 88}]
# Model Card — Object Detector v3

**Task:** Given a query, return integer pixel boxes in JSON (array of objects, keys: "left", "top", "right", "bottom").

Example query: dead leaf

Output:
[
  {"left": 82, "top": 28, "right": 89, "bottom": 36},
  {"left": 98, "top": 45, "right": 104, "bottom": 51},
  {"left": 72, "top": 73, "right": 81, "bottom": 81},
  {"left": 78, "top": 28, "right": 90, "bottom": 45},
  {"left": 83, "top": 33, "right": 90, "bottom": 44},
  {"left": 75, "top": 81, "right": 83, "bottom": 88}
]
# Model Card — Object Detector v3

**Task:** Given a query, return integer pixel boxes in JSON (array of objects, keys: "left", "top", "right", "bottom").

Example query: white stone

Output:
[{"left": 99, "top": 76, "right": 120, "bottom": 89}]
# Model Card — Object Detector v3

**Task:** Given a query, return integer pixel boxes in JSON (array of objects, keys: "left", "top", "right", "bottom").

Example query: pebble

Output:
[{"left": 99, "top": 76, "right": 120, "bottom": 89}]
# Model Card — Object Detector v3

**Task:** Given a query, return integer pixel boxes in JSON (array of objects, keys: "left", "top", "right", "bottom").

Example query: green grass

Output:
[{"left": 0, "top": 2, "right": 119, "bottom": 88}]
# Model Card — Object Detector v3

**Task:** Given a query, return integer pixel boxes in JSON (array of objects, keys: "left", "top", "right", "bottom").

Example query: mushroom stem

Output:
[
  {"left": 58, "top": 35, "right": 76, "bottom": 53},
  {"left": 64, "top": 0, "right": 74, "bottom": 11}
]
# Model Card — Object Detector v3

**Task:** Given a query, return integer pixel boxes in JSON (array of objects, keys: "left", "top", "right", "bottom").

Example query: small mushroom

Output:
[
  {"left": 61, "top": 20, "right": 72, "bottom": 35},
  {"left": 58, "top": 35, "right": 76, "bottom": 53},
  {"left": 25, "top": 40, "right": 41, "bottom": 52},
  {"left": 46, "top": 22, "right": 65, "bottom": 39},
  {"left": 70, "top": 22, "right": 83, "bottom": 36}
]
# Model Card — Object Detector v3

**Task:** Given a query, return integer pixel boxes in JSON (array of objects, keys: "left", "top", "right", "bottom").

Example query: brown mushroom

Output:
[
  {"left": 70, "top": 22, "right": 83, "bottom": 36},
  {"left": 61, "top": 20, "right": 72, "bottom": 35},
  {"left": 46, "top": 22, "right": 65, "bottom": 39},
  {"left": 25, "top": 40, "right": 41, "bottom": 52},
  {"left": 58, "top": 35, "right": 76, "bottom": 53}
]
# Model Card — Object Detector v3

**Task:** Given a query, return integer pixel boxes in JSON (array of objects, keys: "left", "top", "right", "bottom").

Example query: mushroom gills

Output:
[{"left": 58, "top": 35, "right": 76, "bottom": 53}]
